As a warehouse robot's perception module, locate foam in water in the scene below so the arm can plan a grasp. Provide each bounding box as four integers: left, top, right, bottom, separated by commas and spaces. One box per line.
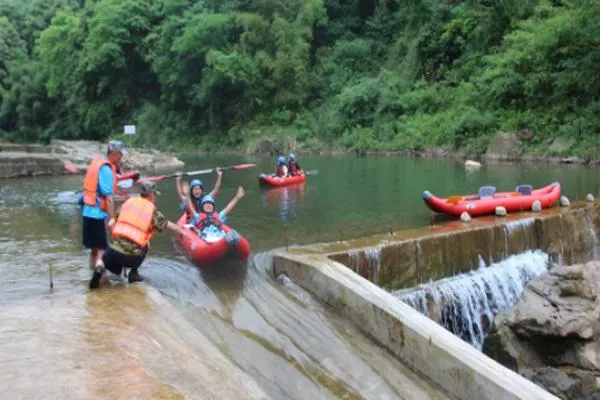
396, 250, 550, 350
364, 247, 382, 284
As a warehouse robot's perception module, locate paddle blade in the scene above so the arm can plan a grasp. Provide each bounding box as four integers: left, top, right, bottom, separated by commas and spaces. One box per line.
305, 170, 319, 176
64, 162, 79, 174
231, 163, 257, 170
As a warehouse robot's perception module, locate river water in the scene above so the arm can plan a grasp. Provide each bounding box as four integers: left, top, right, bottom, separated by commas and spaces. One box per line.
1, 155, 599, 399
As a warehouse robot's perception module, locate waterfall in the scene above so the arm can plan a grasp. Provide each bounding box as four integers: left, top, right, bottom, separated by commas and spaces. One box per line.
365, 247, 382, 284
586, 214, 599, 260
395, 250, 550, 350
503, 218, 535, 257
348, 250, 359, 273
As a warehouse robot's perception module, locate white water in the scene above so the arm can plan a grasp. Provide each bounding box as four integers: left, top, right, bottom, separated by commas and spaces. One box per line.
502, 218, 535, 257
396, 250, 550, 350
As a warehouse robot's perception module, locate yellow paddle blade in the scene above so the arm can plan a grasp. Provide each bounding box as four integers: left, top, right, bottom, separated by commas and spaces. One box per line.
446, 196, 464, 204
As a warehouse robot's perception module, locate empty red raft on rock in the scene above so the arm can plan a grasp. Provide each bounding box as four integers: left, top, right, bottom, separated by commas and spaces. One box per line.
175, 214, 251, 266
258, 173, 306, 187
423, 182, 561, 218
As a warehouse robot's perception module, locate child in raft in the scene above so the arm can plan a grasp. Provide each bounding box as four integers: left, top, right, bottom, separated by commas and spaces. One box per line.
287, 153, 303, 176
188, 187, 245, 244
175, 168, 222, 220
275, 156, 288, 177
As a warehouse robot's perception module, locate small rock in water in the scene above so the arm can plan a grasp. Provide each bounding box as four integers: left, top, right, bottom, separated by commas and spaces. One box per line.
495, 206, 507, 217
560, 196, 571, 207
460, 212, 471, 222
586, 193, 595, 202
531, 200, 542, 212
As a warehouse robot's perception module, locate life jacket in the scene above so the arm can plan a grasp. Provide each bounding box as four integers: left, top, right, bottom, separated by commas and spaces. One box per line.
111, 197, 156, 247
195, 211, 222, 231
276, 165, 287, 177
288, 161, 299, 176
82, 156, 117, 210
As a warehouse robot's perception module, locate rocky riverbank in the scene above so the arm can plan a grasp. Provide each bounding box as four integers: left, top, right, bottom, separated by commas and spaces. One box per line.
483, 261, 600, 400
245, 131, 600, 165
0, 140, 184, 179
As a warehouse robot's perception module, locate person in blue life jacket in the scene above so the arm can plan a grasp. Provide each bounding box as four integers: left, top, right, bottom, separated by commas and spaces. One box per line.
190, 187, 245, 243
275, 156, 288, 177
287, 153, 303, 176
175, 168, 222, 220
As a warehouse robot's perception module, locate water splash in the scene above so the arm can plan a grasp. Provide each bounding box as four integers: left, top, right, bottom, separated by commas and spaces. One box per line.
395, 250, 550, 350
365, 247, 382, 284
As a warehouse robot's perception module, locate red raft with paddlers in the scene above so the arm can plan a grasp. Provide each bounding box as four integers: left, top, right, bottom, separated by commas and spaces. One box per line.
258, 173, 306, 187
175, 214, 251, 266
423, 182, 561, 218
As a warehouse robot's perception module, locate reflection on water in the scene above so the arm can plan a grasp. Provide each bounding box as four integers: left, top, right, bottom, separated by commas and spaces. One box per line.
261, 184, 306, 223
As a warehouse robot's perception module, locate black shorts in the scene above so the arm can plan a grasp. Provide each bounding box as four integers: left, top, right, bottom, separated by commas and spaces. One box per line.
102, 247, 148, 275
82, 217, 108, 249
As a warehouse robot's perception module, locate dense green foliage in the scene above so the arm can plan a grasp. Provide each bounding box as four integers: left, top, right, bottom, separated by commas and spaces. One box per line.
1, 0, 598, 156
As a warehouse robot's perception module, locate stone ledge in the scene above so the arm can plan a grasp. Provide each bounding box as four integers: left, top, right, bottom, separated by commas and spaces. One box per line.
272, 252, 559, 400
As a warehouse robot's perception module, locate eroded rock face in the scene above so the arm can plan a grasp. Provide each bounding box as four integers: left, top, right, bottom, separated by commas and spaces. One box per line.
483, 261, 600, 400
484, 132, 522, 161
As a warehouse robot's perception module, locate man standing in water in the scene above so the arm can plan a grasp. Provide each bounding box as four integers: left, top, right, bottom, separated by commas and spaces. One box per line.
89, 181, 183, 289
82, 140, 126, 271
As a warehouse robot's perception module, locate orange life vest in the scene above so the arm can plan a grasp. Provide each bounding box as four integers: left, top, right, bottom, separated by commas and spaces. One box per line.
194, 211, 222, 231
111, 197, 156, 247
82, 156, 117, 210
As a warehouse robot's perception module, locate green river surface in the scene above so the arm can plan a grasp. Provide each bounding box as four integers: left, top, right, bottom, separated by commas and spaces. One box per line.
1, 155, 599, 399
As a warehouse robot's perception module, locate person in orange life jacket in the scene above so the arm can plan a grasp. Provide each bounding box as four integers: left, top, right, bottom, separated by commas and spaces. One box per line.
176, 168, 222, 218
81, 140, 125, 272
89, 181, 184, 289
275, 156, 288, 177
190, 186, 245, 241
287, 153, 303, 176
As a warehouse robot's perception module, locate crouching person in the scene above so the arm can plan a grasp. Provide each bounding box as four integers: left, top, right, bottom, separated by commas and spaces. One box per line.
89, 181, 183, 289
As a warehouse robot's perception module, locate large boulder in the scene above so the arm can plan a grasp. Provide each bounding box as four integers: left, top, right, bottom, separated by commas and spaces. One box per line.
484, 132, 522, 161
483, 261, 600, 400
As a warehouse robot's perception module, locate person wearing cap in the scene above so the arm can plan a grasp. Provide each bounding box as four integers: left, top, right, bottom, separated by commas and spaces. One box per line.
175, 167, 222, 219
89, 181, 184, 289
81, 140, 127, 271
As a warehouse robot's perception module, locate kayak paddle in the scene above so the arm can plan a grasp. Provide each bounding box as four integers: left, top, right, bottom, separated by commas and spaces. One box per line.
119, 163, 257, 188
64, 162, 80, 174
304, 170, 319, 176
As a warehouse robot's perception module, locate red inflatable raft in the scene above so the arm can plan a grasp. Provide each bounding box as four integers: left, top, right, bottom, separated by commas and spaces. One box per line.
423, 182, 561, 218
258, 173, 306, 187
175, 214, 251, 266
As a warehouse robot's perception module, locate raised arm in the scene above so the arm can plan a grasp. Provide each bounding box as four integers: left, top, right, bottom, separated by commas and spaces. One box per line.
175, 172, 185, 203
221, 186, 245, 217
209, 168, 223, 197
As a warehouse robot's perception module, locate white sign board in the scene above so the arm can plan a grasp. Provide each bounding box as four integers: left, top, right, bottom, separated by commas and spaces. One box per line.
124, 125, 136, 135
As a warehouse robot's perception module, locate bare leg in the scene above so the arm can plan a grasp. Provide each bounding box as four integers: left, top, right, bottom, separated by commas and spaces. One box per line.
89, 248, 98, 270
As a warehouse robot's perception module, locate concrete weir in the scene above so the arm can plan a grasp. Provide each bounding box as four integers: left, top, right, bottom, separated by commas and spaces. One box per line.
272, 204, 600, 400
